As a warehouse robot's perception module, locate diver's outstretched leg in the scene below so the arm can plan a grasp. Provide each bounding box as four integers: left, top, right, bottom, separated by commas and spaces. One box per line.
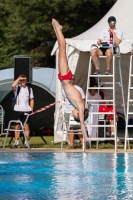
52, 18, 69, 76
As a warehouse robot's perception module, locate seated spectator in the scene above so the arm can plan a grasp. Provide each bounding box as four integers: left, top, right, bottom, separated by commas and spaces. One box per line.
91, 16, 123, 75
99, 96, 123, 147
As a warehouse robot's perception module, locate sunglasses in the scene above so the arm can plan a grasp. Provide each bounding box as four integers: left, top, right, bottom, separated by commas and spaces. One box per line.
108, 21, 115, 24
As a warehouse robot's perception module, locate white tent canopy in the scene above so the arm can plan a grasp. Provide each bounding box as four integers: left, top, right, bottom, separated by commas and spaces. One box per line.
52, 0, 133, 143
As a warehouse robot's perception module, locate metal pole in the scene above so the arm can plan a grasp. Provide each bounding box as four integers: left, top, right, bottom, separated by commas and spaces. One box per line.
113, 56, 117, 152
124, 55, 132, 151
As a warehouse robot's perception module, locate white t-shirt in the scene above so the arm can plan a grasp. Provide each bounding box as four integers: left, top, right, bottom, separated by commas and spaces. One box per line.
62, 85, 85, 113
88, 93, 102, 105
14, 85, 34, 112
99, 29, 123, 47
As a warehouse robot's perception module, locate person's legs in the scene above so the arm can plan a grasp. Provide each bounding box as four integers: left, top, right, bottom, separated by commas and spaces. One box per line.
22, 113, 31, 147
105, 48, 112, 73
110, 120, 115, 136
14, 125, 20, 139
52, 19, 69, 76
11, 111, 22, 148
78, 133, 83, 144
24, 123, 30, 147
110, 116, 118, 134
10, 124, 20, 148
68, 132, 75, 147
17, 112, 30, 147
66, 132, 82, 149
24, 123, 30, 138
91, 48, 103, 73
14, 124, 20, 145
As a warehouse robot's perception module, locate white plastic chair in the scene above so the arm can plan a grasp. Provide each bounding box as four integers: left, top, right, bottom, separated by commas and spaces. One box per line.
2, 115, 30, 149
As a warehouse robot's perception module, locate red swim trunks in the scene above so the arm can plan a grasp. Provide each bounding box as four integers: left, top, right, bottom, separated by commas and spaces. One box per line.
58, 70, 73, 81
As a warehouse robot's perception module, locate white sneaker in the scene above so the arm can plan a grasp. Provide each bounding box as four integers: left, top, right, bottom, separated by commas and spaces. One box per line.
10, 143, 20, 149
24, 144, 28, 148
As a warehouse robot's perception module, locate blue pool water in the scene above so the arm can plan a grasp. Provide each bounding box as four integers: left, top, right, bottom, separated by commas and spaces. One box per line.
0, 153, 133, 200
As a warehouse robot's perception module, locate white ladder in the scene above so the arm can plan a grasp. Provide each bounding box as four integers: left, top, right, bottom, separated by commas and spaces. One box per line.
124, 44, 133, 151
86, 45, 126, 152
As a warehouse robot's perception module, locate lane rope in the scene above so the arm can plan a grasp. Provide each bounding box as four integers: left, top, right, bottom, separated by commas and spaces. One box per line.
24, 101, 60, 116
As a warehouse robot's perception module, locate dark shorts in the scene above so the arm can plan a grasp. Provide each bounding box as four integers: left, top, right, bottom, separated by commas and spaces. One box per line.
99, 48, 109, 56
13, 111, 32, 124
99, 47, 116, 56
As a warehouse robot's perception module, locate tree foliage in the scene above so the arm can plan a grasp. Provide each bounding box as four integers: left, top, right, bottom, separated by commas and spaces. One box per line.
0, 0, 116, 69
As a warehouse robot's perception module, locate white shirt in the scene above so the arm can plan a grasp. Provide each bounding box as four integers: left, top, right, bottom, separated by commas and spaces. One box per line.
62, 85, 85, 113
88, 93, 102, 105
99, 29, 123, 47
14, 85, 34, 112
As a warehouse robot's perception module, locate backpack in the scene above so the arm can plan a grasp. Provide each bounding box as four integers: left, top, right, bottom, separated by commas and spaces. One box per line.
12, 85, 31, 109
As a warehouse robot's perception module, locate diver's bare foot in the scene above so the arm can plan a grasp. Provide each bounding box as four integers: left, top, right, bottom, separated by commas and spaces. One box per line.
52, 19, 62, 33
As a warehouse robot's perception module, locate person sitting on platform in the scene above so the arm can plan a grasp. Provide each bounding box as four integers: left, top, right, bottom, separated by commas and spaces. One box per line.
91, 16, 123, 75
99, 96, 123, 147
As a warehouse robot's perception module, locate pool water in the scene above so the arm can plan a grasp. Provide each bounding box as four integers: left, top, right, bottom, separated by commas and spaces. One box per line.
0, 152, 133, 200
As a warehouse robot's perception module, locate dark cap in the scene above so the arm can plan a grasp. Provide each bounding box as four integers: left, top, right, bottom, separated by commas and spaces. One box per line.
108, 16, 116, 23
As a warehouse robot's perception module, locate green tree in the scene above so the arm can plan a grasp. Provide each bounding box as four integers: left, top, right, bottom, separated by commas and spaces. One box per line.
0, 0, 116, 69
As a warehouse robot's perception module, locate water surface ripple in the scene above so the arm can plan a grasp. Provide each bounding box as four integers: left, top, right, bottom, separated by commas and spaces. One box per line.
0, 152, 133, 200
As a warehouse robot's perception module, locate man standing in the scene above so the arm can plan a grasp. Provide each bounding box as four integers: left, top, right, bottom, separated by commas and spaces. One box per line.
62, 75, 85, 149
91, 16, 123, 75
11, 74, 34, 148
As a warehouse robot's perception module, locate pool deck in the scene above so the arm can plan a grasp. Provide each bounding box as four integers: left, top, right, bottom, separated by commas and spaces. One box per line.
0, 147, 133, 153
0, 129, 133, 153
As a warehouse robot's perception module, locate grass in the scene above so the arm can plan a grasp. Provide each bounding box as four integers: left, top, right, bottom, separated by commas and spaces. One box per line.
0, 135, 132, 149
0, 136, 59, 148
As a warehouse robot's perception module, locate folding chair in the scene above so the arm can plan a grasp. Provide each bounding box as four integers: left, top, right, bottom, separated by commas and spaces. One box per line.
3, 115, 30, 149
61, 114, 89, 151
